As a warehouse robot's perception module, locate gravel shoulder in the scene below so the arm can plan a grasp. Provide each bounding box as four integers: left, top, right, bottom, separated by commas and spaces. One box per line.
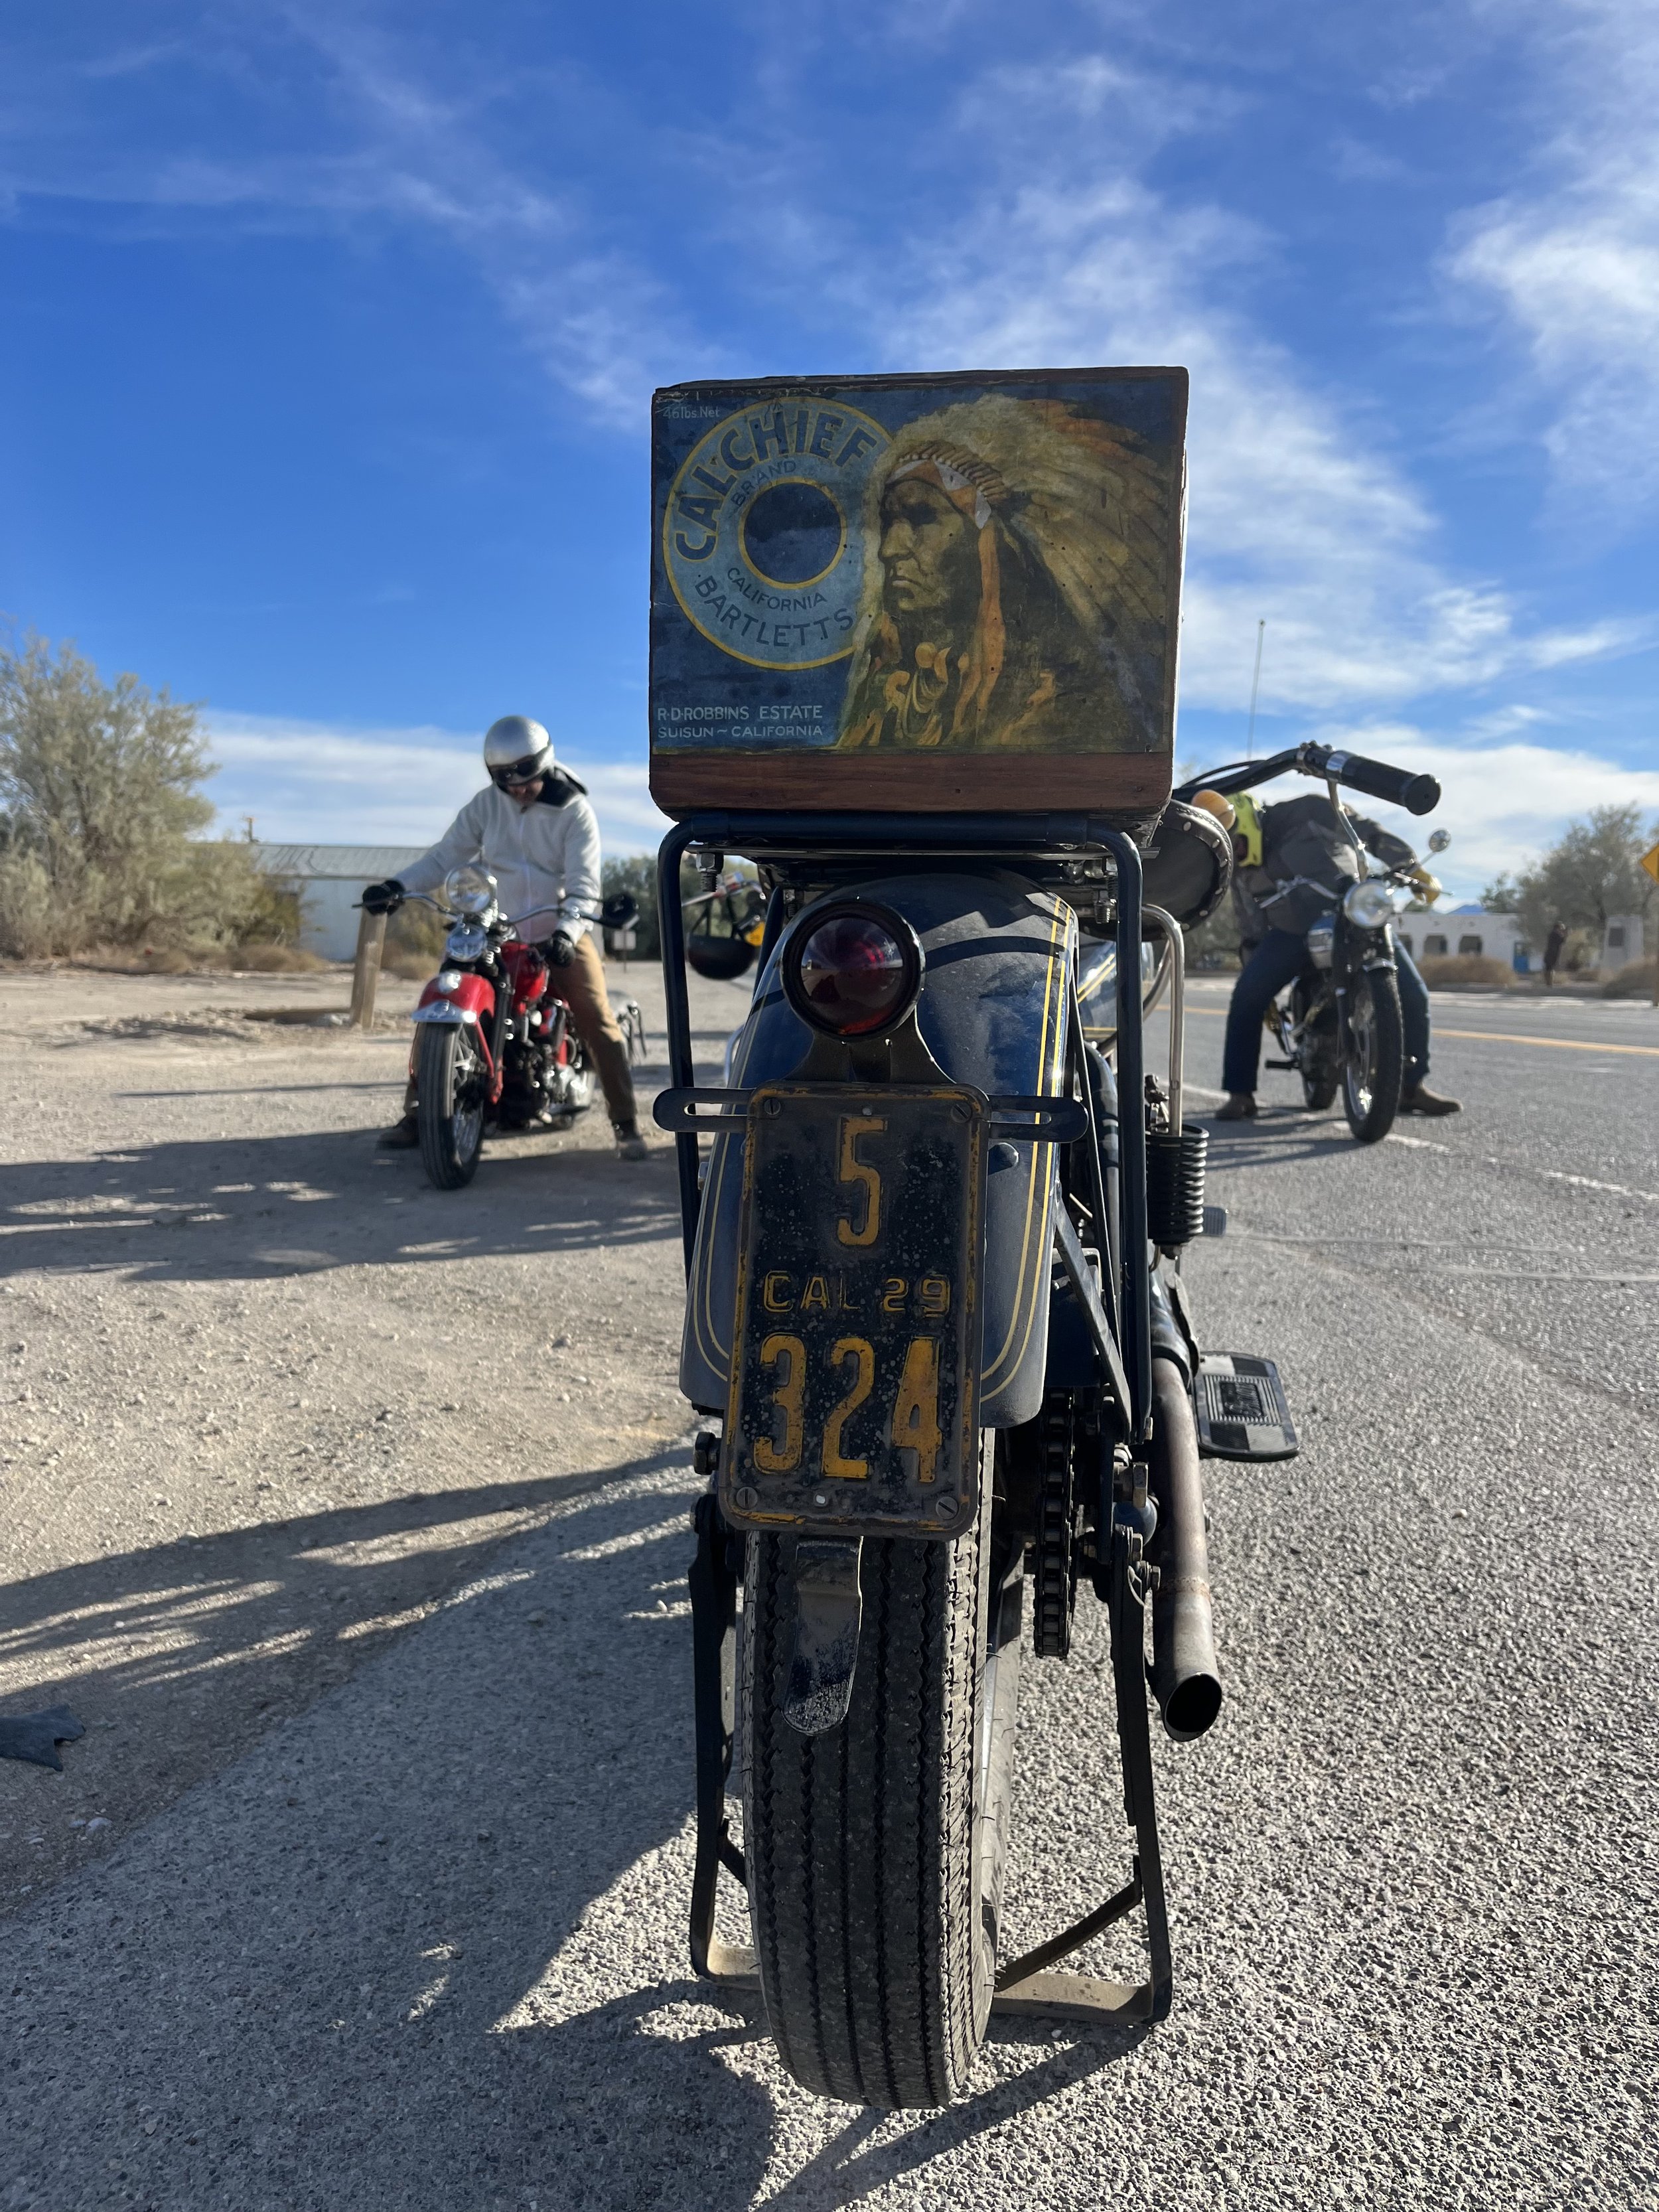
0, 955, 751, 1913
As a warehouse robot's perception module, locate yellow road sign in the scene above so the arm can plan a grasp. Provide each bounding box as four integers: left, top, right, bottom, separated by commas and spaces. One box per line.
1641, 839, 1659, 887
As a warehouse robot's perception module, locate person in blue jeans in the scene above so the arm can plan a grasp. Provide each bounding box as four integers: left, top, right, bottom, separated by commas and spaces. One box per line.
1216, 792, 1461, 1121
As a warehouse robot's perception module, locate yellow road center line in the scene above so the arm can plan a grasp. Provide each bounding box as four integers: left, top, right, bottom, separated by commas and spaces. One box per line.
1432, 1027, 1659, 1057
1180, 1005, 1659, 1057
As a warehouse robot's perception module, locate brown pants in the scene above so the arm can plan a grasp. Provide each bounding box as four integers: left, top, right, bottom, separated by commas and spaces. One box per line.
403, 932, 638, 1132
555, 930, 638, 1132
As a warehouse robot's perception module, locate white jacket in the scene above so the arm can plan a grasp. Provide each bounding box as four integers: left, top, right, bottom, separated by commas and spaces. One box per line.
399, 774, 602, 942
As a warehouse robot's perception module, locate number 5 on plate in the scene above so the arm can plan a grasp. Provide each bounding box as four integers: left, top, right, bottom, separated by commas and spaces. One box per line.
835, 1114, 885, 1248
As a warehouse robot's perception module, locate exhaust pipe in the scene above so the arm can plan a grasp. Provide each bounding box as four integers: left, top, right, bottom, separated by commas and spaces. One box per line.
1149, 1358, 1222, 1742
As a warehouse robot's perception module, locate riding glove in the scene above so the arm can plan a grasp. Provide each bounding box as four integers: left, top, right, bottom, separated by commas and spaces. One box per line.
544, 930, 576, 968
362, 879, 405, 915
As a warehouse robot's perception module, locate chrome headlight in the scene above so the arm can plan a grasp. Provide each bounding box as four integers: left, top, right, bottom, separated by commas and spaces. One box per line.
1342, 879, 1397, 931
445, 865, 497, 917
445, 921, 488, 962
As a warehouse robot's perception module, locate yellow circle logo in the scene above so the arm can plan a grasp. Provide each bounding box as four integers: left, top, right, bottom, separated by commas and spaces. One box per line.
663, 396, 889, 669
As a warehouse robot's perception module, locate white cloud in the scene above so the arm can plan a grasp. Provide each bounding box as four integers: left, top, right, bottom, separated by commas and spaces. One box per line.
1449, 1, 1659, 506
867, 171, 1642, 715
206, 713, 670, 855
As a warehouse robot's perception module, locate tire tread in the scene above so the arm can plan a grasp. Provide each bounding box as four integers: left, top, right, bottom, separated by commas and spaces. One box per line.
743, 1511, 987, 2107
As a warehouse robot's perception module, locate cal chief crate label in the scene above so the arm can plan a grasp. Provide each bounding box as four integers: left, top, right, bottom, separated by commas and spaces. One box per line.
727, 1088, 984, 1534
649, 367, 1187, 812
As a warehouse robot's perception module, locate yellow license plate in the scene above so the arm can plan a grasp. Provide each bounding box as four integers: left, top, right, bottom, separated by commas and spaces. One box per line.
722, 1084, 985, 1538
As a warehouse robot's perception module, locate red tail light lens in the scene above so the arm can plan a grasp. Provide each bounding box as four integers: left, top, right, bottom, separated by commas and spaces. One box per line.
785, 905, 922, 1037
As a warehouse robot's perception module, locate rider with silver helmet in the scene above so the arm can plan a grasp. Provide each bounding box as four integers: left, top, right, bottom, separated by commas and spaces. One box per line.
364, 717, 646, 1159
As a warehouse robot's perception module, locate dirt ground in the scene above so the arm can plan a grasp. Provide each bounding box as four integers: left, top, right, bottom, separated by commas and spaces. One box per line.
0, 952, 753, 1911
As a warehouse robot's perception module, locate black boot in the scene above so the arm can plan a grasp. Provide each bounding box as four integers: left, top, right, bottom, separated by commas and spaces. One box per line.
1400, 1082, 1461, 1117
377, 1114, 419, 1149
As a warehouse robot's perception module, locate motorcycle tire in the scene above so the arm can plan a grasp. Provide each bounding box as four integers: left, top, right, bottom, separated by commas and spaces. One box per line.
1342, 968, 1405, 1143
742, 1466, 1018, 2108
415, 1022, 487, 1189
1301, 1067, 1338, 1112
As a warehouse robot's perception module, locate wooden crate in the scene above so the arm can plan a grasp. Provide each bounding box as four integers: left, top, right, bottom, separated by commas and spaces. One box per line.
650, 366, 1187, 823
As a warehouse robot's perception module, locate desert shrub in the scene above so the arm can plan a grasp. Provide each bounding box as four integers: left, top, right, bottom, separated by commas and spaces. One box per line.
1417, 954, 1514, 990
0, 850, 57, 959
0, 631, 298, 960
151, 840, 302, 954
1601, 958, 1658, 999
0, 631, 212, 950
382, 897, 449, 978
232, 871, 305, 948
234, 942, 329, 973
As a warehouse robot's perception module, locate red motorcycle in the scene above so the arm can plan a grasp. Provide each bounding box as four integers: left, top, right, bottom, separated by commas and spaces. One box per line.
399, 866, 644, 1188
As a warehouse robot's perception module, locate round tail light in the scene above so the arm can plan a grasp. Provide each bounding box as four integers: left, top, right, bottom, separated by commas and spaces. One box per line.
783, 903, 923, 1037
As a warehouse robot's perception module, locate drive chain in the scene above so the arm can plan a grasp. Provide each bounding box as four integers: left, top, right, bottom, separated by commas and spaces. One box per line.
1032, 1393, 1080, 1659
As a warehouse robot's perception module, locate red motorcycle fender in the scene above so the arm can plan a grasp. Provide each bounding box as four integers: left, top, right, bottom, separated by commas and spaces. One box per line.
411, 974, 498, 1086
415, 972, 495, 1021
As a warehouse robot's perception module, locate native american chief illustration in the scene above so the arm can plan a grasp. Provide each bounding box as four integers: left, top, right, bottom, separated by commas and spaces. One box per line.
835, 394, 1175, 756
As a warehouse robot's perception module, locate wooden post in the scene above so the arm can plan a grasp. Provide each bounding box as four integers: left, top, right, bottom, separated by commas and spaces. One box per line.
349, 909, 386, 1029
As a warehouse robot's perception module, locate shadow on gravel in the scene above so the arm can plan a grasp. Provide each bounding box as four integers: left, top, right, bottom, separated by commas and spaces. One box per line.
0, 1451, 681, 1910
5, 1447, 1157, 2210
752, 2021, 1150, 2211
0, 1124, 682, 1285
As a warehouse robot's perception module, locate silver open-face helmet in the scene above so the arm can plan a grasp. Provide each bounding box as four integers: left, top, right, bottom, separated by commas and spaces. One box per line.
482, 715, 553, 790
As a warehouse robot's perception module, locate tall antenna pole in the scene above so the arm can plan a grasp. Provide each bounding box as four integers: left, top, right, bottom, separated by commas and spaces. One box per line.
1246, 619, 1265, 759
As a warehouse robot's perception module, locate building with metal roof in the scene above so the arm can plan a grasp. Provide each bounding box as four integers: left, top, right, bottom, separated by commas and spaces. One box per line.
254, 844, 426, 962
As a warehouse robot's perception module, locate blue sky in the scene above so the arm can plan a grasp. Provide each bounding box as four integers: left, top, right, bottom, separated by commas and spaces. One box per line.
2, 0, 1656, 897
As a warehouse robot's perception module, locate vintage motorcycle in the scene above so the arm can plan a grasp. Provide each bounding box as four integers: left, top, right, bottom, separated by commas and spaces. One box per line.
396, 865, 646, 1189
1175, 743, 1446, 1143
652, 785, 1311, 2108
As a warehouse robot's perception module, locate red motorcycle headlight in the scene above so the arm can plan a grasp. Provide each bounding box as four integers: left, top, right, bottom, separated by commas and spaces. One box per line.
784, 904, 923, 1037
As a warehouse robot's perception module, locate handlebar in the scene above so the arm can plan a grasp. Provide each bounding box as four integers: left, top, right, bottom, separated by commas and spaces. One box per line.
1309, 745, 1441, 816
1173, 741, 1441, 816
354, 891, 604, 933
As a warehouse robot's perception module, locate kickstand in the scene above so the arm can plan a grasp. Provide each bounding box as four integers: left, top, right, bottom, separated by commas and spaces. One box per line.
687, 1497, 1171, 2021
687, 1493, 758, 1986
991, 1520, 1172, 2024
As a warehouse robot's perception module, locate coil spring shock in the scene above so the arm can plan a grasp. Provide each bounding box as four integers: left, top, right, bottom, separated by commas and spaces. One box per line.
1146, 1125, 1208, 1248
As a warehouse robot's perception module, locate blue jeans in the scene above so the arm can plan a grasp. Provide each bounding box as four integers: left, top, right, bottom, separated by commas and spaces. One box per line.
1222, 929, 1431, 1095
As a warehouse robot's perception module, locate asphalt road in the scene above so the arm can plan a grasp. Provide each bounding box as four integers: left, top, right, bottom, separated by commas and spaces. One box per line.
3, 970, 1655, 2209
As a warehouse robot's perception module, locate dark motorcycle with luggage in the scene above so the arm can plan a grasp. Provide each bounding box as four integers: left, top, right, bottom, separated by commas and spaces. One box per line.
1175, 743, 1447, 1142
649, 364, 1306, 2106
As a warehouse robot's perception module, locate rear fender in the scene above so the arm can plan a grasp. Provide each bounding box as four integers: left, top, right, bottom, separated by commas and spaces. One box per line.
680, 868, 1074, 1427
